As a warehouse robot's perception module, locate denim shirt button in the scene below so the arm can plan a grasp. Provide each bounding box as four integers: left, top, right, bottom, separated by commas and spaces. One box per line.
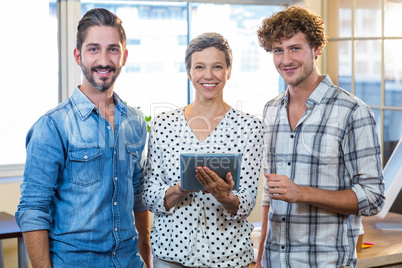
107, 126, 111, 130
114, 177, 118, 181
84, 155, 88, 160
115, 228, 117, 232
114, 202, 117, 206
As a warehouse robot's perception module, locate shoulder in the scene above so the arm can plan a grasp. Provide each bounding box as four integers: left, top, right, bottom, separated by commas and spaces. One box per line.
153, 108, 182, 124
320, 85, 378, 136
26, 98, 74, 144
32, 97, 73, 128
126, 105, 144, 116
263, 92, 285, 111
126, 105, 146, 123
327, 85, 375, 118
229, 108, 263, 130
320, 75, 371, 113
262, 92, 285, 122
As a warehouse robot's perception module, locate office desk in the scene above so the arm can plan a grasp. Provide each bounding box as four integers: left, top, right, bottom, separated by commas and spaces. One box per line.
357, 212, 402, 268
0, 212, 28, 268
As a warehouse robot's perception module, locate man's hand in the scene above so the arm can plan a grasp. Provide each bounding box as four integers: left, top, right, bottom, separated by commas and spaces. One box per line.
266, 173, 303, 203
266, 173, 359, 215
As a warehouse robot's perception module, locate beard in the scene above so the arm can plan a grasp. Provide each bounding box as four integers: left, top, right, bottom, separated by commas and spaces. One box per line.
281, 63, 314, 87
81, 64, 122, 91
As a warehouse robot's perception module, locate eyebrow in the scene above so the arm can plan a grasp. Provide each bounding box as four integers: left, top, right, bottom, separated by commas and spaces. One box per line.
272, 44, 302, 50
193, 61, 225, 65
85, 43, 121, 48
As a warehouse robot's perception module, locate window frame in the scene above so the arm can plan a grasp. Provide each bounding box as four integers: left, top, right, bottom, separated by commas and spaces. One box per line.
321, 0, 402, 166
0, 0, 301, 178
4, 0, 401, 177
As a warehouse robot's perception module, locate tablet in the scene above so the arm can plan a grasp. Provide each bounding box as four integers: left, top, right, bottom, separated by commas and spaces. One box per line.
180, 153, 242, 191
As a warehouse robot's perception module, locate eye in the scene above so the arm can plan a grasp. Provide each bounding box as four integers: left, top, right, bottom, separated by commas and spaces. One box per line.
273, 49, 283, 54
195, 65, 204, 69
214, 65, 223, 69
89, 47, 98, 52
109, 47, 119, 53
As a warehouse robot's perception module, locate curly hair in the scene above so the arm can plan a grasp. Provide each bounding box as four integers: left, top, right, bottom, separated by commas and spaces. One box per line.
257, 6, 327, 55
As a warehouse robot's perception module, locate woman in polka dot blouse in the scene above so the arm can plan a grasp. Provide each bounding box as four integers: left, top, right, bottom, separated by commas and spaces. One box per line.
143, 32, 264, 268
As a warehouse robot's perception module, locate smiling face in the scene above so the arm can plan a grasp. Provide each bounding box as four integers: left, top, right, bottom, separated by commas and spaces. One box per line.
272, 32, 320, 88
74, 25, 128, 92
187, 47, 231, 102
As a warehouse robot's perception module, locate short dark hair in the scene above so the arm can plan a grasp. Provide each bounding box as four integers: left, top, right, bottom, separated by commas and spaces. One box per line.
185, 32, 233, 74
76, 8, 126, 51
257, 6, 327, 55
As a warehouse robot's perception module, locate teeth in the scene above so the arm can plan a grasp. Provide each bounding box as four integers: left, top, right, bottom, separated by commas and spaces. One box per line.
97, 70, 110, 74
203, 84, 215, 87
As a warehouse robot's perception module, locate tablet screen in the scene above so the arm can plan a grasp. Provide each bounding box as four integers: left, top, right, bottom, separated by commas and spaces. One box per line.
180, 153, 241, 191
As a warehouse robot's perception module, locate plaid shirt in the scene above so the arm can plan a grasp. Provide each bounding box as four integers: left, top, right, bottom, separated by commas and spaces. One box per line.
261, 75, 385, 268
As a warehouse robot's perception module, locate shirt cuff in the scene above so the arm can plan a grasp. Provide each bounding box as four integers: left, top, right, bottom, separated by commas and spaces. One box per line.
153, 186, 176, 216
222, 192, 249, 221
134, 192, 148, 213
15, 210, 52, 233
352, 184, 373, 216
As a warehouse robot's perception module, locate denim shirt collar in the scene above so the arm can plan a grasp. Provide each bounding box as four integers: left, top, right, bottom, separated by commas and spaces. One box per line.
70, 87, 127, 120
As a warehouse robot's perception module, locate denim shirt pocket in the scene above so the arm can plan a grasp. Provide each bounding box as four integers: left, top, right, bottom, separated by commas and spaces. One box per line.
69, 147, 103, 186
126, 144, 141, 180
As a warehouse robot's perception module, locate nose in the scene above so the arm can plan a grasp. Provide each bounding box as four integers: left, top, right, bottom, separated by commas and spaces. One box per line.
97, 50, 110, 66
282, 50, 293, 65
203, 67, 213, 79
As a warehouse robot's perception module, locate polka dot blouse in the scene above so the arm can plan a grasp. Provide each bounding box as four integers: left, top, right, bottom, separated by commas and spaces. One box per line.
143, 107, 264, 267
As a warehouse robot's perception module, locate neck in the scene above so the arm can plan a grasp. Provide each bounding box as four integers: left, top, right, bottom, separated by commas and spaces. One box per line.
79, 84, 116, 132
288, 73, 323, 105
79, 83, 115, 110
186, 98, 230, 118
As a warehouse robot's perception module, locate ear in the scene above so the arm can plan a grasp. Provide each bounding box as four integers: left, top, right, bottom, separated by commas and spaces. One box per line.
74, 48, 81, 66
122, 49, 128, 66
227, 67, 232, 80
187, 72, 192, 81
313, 46, 320, 59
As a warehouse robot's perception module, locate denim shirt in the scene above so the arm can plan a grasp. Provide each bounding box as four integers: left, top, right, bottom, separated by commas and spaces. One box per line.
16, 88, 147, 268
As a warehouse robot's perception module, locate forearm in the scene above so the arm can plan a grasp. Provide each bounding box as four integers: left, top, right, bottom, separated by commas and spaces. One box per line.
301, 187, 358, 215
134, 210, 151, 267
22, 230, 52, 268
164, 184, 187, 211
255, 206, 269, 267
218, 193, 239, 215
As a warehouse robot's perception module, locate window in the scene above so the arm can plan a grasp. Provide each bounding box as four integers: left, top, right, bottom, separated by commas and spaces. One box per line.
81, 1, 282, 122
0, 0, 58, 177
325, 0, 402, 165
1, 0, 288, 178
189, 3, 281, 117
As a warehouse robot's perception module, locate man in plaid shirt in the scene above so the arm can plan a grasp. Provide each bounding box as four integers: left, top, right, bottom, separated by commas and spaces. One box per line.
255, 6, 385, 268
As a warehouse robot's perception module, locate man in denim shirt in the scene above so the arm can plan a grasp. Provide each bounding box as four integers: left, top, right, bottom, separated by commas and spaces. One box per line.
15, 8, 150, 268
